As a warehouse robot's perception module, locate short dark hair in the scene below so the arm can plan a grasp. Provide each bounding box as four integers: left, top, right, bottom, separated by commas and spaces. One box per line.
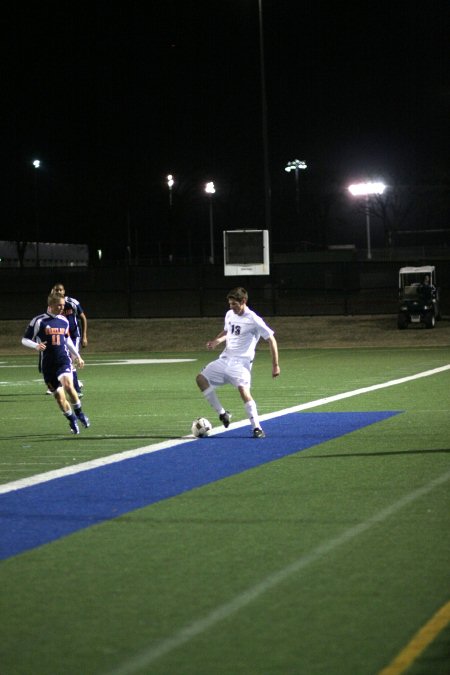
52, 282, 65, 292
227, 287, 248, 303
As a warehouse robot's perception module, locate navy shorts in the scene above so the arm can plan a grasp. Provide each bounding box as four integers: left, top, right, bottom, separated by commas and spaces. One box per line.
43, 362, 73, 392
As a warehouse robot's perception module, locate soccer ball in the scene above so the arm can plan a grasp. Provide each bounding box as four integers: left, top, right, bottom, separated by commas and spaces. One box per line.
191, 417, 212, 438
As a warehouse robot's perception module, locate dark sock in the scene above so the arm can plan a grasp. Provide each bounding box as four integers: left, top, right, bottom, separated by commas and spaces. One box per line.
73, 371, 81, 393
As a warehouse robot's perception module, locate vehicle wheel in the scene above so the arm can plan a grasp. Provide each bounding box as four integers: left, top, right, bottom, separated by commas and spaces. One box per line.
397, 314, 408, 330
424, 312, 435, 329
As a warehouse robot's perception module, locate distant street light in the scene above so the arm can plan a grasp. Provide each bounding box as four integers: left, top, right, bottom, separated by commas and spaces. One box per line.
205, 181, 216, 264
285, 159, 307, 215
348, 182, 386, 260
32, 159, 41, 267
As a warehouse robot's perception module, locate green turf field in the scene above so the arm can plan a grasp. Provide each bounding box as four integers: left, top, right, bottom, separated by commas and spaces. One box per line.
1, 346, 449, 675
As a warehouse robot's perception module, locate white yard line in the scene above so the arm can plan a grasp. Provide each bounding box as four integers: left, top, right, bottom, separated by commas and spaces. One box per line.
103, 469, 450, 675
0, 364, 448, 496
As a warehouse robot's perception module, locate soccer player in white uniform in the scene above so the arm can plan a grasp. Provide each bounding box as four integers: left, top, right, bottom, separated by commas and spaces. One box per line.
196, 287, 280, 438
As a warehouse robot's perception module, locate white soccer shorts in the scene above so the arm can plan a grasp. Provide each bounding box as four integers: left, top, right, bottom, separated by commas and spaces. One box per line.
201, 356, 252, 388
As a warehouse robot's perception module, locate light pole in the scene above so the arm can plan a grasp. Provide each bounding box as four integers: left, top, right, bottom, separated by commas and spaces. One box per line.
32, 159, 41, 267
285, 159, 307, 215
348, 182, 386, 260
167, 174, 175, 262
167, 174, 174, 208
258, 0, 271, 237
205, 181, 216, 264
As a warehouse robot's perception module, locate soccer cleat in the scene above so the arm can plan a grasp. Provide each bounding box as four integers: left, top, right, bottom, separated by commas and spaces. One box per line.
252, 428, 265, 439
69, 417, 80, 435
46, 389, 53, 396
219, 410, 232, 428
76, 412, 90, 428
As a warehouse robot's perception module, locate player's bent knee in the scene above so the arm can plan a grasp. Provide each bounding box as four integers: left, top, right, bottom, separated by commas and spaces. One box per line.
196, 373, 208, 389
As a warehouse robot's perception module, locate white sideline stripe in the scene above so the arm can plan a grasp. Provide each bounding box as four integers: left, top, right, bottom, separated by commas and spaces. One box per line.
259, 363, 450, 422
0, 358, 196, 369
0, 363, 449, 496
103, 469, 450, 675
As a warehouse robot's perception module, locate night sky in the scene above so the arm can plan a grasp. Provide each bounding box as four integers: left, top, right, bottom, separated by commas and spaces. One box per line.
5, 0, 450, 260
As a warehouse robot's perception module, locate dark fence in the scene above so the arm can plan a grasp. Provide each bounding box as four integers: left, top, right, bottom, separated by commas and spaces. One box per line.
1, 257, 449, 320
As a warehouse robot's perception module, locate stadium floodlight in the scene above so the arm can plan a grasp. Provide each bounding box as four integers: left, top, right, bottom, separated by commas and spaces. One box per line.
348, 182, 386, 260
348, 182, 386, 196
32, 159, 41, 169
285, 159, 307, 215
284, 159, 307, 173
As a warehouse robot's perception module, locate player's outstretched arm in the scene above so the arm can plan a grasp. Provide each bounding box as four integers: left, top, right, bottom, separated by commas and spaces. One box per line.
268, 335, 280, 378
206, 330, 227, 350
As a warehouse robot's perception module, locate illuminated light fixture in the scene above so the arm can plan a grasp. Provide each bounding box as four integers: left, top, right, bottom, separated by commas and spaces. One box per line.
348, 182, 386, 196
205, 181, 215, 195
32, 159, 41, 168
284, 159, 307, 173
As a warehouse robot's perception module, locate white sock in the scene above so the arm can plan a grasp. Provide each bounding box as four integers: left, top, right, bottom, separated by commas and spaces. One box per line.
245, 400, 260, 429
202, 386, 224, 414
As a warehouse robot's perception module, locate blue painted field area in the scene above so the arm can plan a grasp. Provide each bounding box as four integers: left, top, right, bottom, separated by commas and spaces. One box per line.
1, 411, 400, 560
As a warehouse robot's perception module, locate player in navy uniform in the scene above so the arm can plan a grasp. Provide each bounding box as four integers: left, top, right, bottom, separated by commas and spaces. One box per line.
196, 287, 280, 438
22, 293, 90, 435
51, 283, 88, 395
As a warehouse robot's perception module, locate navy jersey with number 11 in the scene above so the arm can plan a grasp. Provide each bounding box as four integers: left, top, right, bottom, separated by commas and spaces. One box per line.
23, 313, 73, 371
